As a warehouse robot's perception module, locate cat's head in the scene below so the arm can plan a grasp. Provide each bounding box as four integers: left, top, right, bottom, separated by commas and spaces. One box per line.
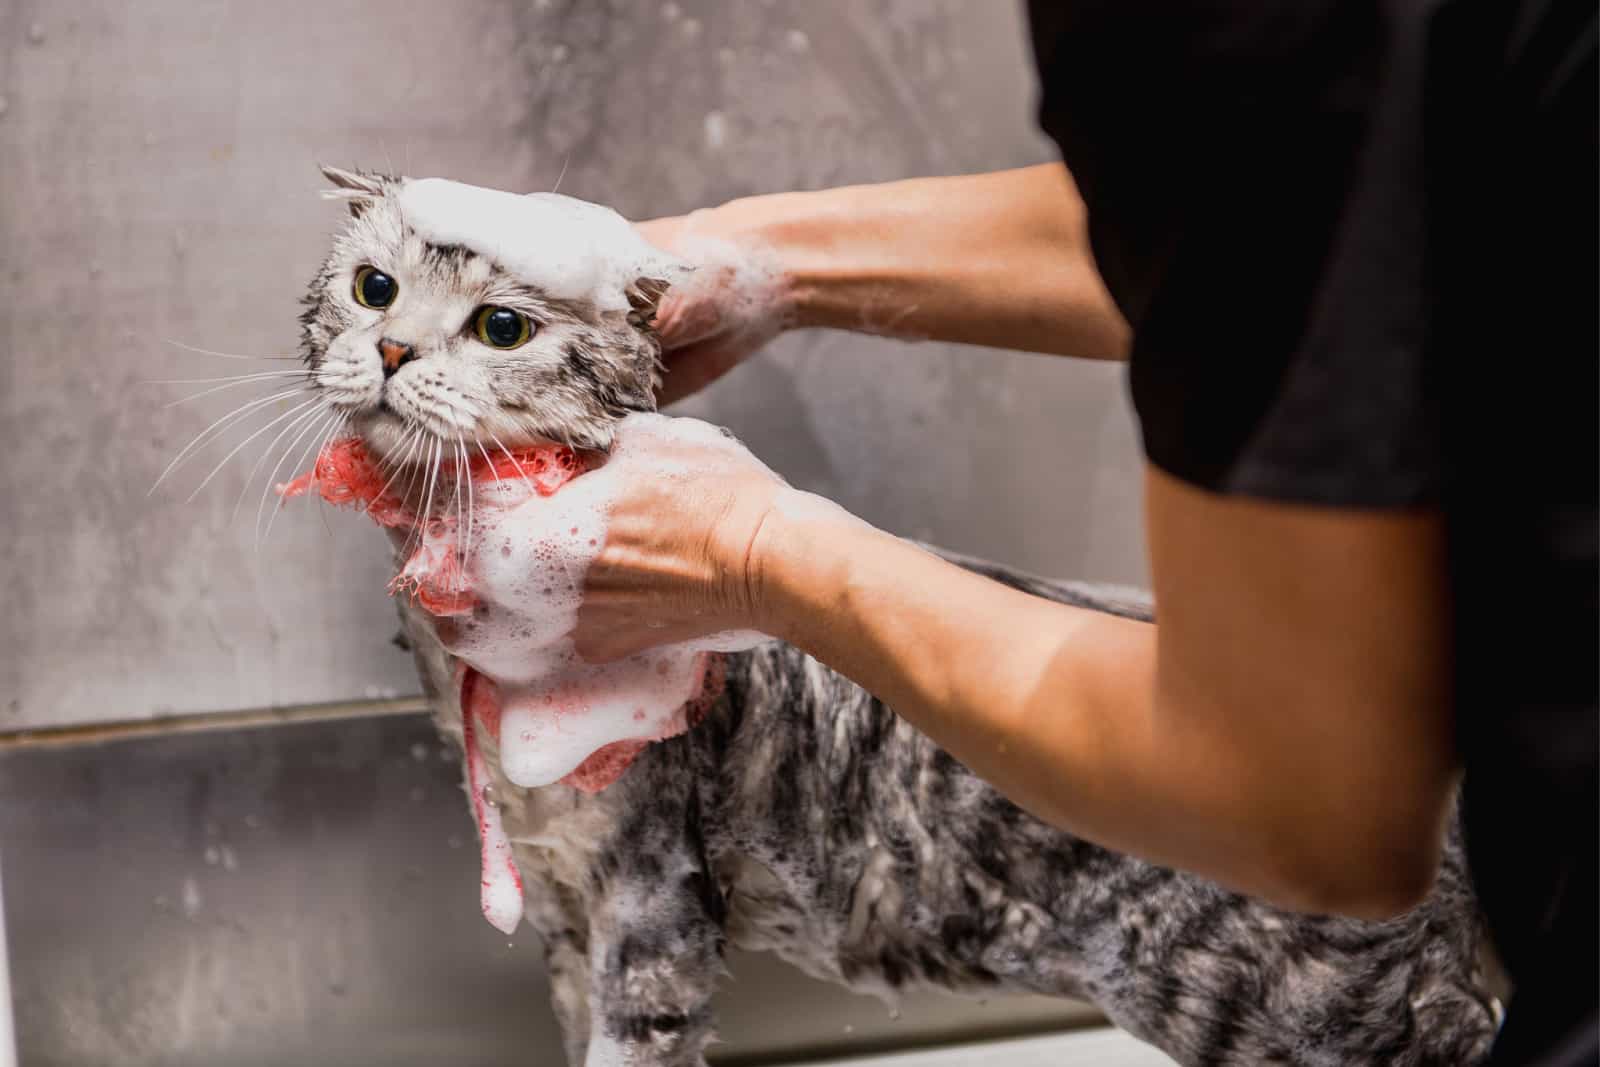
301, 166, 684, 458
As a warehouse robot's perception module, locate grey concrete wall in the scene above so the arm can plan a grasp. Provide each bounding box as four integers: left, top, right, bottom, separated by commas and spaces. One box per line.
0, 0, 1144, 730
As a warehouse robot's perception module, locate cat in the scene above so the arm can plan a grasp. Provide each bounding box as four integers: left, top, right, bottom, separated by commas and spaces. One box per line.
297, 166, 1500, 1067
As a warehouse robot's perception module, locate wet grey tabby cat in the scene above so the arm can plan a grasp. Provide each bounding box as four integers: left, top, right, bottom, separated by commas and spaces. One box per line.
300, 168, 1500, 1066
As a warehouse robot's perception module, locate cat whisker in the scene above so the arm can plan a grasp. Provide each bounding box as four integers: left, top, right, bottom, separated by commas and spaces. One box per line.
150, 386, 314, 495
162, 338, 300, 362
312, 414, 349, 538
486, 430, 530, 482
261, 409, 345, 550
149, 369, 311, 386
372, 427, 423, 506
474, 439, 504, 488
250, 398, 344, 544
231, 398, 332, 524
411, 438, 443, 564
456, 435, 474, 563
395, 432, 433, 535
160, 370, 317, 408
398, 438, 432, 565
447, 439, 461, 562
186, 395, 327, 503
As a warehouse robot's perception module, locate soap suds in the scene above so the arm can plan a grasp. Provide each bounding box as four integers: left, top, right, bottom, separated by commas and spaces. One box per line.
397, 179, 686, 313
281, 427, 767, 931
462, 667, 523, 935
646, 228, 794, 364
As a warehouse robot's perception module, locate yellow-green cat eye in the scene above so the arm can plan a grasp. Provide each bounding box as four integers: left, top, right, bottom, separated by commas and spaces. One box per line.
474, 306, 533, 350
352, 265, 397, 309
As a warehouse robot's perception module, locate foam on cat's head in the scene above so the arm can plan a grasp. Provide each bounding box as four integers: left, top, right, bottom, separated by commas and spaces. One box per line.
396, 178, 688, 315
303, 167, 686, 455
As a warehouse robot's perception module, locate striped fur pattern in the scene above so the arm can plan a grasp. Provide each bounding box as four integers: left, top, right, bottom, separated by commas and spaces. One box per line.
302, 171, 1500, 1066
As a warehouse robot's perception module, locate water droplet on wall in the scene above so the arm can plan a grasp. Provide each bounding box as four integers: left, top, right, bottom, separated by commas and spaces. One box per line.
181, 877, 203, 918
703, 111, 727, 150
26, 22, 45, 45
785, 29, 810, 53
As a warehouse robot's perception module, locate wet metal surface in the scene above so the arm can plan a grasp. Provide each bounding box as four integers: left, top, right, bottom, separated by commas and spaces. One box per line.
1, 0, 1145, 732
1, 3, 1136, 1057
0, 713, 1093, 1067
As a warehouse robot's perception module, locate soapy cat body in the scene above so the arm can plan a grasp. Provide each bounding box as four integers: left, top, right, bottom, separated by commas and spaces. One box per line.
291, 169, 1500, 1067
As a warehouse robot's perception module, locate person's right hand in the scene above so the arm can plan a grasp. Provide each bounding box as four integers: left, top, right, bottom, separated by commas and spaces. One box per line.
636, 200, 798, 405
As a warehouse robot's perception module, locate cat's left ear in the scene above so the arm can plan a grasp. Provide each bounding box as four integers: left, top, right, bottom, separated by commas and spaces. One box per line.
624, 262, 691, 334
625, 275, 673, 333
318, 165, 392, 218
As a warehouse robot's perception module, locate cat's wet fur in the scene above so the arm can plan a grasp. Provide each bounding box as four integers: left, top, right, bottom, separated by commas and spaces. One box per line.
304, 168, 1500, 1067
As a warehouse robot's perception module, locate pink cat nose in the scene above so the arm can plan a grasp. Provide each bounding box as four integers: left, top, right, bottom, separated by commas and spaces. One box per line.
378, 338, 415, 377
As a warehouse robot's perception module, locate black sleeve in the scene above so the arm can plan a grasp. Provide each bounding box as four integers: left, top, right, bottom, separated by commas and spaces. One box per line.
1029, 5, 1599, 1063
1028, 0, 1440, 506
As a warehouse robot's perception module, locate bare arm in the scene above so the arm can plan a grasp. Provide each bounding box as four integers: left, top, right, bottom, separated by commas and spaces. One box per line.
744, 467, 1457, 918
640, 165, 1130, 402
594, 167, 1457, 917
571, 414, 1458, 919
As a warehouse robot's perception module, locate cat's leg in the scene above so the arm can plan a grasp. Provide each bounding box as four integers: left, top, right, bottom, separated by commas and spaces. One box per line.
522, 885, 594, 1067
579, 790, 727, 1067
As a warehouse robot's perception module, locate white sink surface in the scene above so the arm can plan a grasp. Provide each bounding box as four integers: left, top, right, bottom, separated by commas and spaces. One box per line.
806, 1029, 1176, 1067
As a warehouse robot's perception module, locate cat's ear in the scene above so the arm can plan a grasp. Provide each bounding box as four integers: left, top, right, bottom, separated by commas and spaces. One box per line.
318, 165, 392, 218
625, 276, 672, 332
624, 266, 690, 333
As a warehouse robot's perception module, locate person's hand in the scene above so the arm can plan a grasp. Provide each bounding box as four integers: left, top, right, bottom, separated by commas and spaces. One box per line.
554, 412, 800, 660
636, 200, 799, 404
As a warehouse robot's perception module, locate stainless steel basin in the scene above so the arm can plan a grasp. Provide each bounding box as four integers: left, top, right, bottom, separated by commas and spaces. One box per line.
0, 710, 1096, 1066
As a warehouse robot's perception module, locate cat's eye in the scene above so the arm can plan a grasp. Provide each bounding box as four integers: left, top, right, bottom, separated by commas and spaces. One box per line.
474, 306, 533, 350
353, 266, 397, 309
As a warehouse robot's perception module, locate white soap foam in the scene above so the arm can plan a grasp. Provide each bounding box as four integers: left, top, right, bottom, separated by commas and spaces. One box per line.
441, 414, 772, 788
397, 178, 686, 313
463, 697, 523, 934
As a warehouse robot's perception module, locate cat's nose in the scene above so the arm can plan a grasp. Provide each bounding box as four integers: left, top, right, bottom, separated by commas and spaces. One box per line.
378, 338, 416, 377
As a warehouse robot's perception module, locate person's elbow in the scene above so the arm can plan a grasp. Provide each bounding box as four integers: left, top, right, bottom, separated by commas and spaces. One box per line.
1260, 789, 1453, 921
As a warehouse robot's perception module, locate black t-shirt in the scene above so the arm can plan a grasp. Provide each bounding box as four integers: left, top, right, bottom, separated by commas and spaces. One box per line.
1027, 2, 1597, 1063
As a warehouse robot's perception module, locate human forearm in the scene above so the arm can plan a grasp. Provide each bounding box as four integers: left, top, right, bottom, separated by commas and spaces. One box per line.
567, 415, 1456, 919
676, 165, 1130, 359
751, 487, 1450, 918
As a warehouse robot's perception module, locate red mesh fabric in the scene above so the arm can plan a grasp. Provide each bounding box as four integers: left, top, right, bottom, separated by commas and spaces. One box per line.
280, 436, 725, 797
278, 437, 584, 617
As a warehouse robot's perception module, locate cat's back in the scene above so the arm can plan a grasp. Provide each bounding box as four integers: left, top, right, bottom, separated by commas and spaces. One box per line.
693, 561, 1499, 1065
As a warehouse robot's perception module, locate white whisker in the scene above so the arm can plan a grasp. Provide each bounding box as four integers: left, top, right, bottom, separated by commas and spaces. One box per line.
148, 370, 310, 386
486, 430, 529, 481
262, 410, 345, 549
372, 428, 422, 505
231, 399, 330, 523
474, 439, 503, 487
161, 371, 315, 408
150, 386, 312, 495
311, 414, 349, 537
417, 438, 442, 558
250, 400, 340, 541
186, 395, 325, 503
403, 435, 441, 563
396, 432, 431, 521
162, 338, 299, 362
456, 435, 473, 564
